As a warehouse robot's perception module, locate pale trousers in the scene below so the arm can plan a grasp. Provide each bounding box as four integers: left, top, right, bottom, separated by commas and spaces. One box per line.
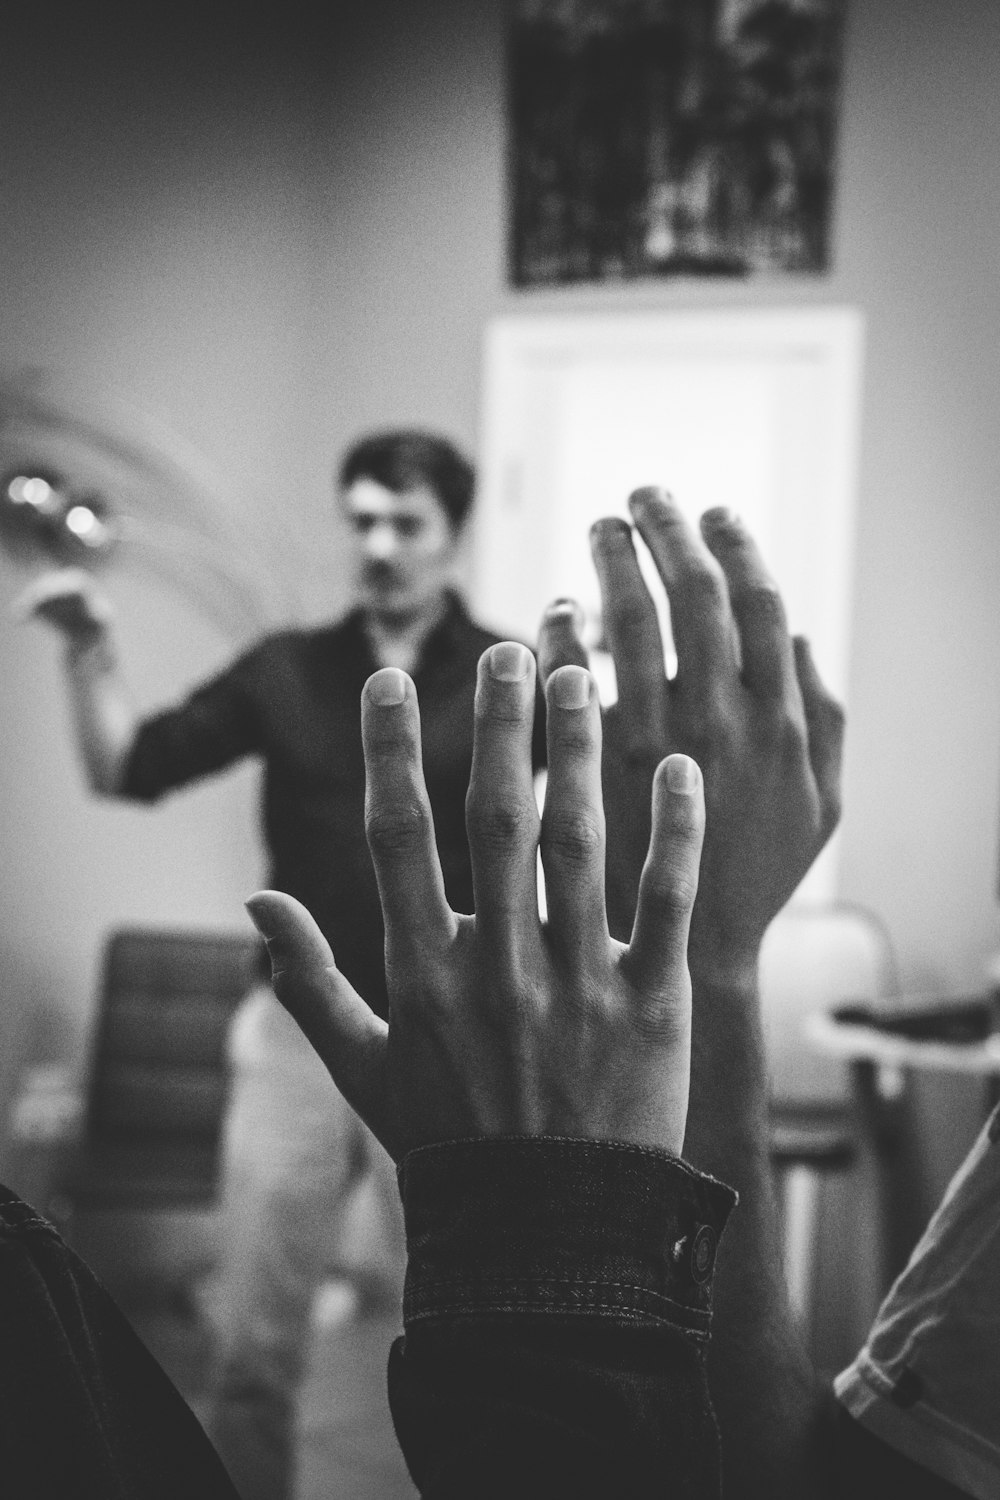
204, 985, 406, 1500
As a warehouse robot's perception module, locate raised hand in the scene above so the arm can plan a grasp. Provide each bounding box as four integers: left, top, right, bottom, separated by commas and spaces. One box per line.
539, 491, 843, 986
245, 642, 705, 1162
15, 568, 113, 643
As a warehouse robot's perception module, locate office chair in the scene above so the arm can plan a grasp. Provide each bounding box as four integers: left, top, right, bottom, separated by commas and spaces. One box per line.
49, 926, 259, 1234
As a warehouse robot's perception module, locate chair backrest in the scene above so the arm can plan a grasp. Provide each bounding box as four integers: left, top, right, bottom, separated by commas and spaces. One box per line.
760, 902, 899, 1111
85, 927, 259, 1150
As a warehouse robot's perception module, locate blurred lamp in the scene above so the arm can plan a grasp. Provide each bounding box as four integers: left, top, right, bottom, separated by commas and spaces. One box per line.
1, 469, 119, 568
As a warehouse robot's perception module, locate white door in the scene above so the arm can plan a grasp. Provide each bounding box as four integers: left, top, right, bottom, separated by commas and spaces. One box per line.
472, 306, 865, 899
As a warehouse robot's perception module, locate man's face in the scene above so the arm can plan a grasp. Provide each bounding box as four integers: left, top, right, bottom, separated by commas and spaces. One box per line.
343, 477, 458, 620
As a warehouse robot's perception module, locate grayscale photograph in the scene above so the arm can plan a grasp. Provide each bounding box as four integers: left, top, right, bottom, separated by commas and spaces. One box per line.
0, 3, 998, 1498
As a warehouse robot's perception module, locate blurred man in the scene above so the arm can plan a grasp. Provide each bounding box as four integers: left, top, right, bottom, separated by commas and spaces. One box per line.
27, 428, 544, 1500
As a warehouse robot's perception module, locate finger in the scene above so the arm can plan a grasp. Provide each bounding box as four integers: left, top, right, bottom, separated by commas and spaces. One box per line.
466, 642, 541, 944
700, 508, 798, 706
589, 517, 665, 743
793, 637, 845, 839
362, 669, 455, 955
627, 489, 735, 699
624, 754, 705, 1000
537, 598, 588, 688
246, 890, 388, 1141
540, 665, 607, 959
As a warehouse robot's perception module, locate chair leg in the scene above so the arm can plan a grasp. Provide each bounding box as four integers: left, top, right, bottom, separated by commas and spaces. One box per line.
781, 1164, 823, 1338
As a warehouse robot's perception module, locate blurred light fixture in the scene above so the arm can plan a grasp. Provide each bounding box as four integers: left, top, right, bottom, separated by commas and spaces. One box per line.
0, 468, 119, 567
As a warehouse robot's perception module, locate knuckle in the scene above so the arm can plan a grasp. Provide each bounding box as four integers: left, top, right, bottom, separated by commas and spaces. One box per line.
606, 589, 652, 635
479, 696, 531, 724
680, 700, 730, 764
748, 705, 804, 757
820, 786, 843, 836
366, 721, 415, 760
741, 583, 787, 628
543, 807, 604, 865
824, 697, 847, 733
645, 863, 699, 919
466, 796, 533, 853
365, 800, 430, 856
679, 565, 726, 616
549, 717, 596, 756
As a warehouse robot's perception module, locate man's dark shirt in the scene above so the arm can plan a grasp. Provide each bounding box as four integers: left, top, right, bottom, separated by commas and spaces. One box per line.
121, 593, 545, 1017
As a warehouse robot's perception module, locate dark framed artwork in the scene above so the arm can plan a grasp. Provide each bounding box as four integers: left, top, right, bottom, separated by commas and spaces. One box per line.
509, 0, 847, 286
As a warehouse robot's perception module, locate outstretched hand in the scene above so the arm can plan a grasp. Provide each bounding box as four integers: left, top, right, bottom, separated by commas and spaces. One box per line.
14, 568, 113, 643
538, 492, 844, 986
246, 642, 705, 1162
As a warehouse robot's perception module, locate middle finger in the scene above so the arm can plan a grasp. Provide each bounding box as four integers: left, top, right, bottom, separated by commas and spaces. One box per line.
540, 664, 607, 963
465, 643, 542, 950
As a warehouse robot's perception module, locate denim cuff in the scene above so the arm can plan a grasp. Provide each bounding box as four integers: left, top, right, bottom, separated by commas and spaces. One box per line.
398, 1136, 737, 1342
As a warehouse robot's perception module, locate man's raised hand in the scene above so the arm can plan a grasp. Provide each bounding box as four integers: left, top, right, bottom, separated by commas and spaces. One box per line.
15, 568, 113, 642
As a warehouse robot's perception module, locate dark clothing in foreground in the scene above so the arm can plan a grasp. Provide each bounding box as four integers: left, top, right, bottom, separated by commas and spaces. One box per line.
0, 1183, 239, 1500
121, 594, 544, 1018
0, 1153, 965, 1498
0, 1141, 733, 1498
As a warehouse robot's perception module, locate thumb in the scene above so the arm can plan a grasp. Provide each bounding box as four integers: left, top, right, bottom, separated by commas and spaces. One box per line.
245, 889, 388, 1143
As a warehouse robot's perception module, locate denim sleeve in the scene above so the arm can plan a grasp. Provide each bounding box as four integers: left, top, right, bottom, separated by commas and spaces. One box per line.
388, 1136, 737, 1499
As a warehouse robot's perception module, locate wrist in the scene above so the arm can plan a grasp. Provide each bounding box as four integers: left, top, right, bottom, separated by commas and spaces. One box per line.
398, 1137, 736, 1337
64, 625, 113, 666
688, 942, 760, 997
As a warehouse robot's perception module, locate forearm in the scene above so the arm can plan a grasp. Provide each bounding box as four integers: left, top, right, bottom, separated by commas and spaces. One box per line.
63, 632, 137, 796
682, 968, 832, 1500
389, 1138, 735, 1499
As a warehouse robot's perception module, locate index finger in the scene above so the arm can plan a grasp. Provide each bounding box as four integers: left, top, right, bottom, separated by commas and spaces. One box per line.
589, 517, 666, 746
362, 669, 455, 954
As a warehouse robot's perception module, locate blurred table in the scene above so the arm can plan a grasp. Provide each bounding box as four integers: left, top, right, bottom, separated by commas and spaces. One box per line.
806, 1006, 1000, 1289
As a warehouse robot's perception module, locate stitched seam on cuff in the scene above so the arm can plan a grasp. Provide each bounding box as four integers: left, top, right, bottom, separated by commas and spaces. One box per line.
405, 1299, 711, 1341
405, 1276, 712, 1331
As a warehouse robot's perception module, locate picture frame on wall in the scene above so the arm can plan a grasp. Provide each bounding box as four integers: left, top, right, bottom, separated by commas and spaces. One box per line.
509, 0, 847, 286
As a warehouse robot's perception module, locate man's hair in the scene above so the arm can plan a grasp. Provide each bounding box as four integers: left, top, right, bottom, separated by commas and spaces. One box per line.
337, 429, 476, 532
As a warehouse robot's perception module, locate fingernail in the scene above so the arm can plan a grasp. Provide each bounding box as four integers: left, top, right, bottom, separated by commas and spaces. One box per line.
244, 895, 273, 941
589, 516, 631, 544
367, 668, 407, 705
551, 665, 590, 709
490, 642, 530, 681
702, 506, 737, 529
628, 486, 670, 512
544, 597, 585, 632
665, 755, 699, 795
